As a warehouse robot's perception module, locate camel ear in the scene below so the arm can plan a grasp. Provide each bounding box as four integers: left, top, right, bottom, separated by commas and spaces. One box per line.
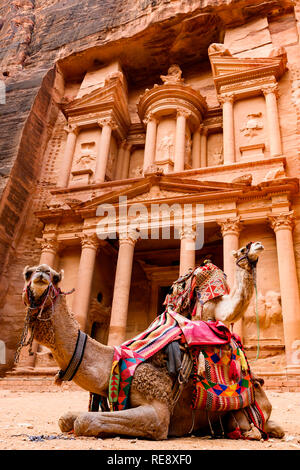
52, 269, 64, 284
23, 266, 35, 281
232, 250, 238, 259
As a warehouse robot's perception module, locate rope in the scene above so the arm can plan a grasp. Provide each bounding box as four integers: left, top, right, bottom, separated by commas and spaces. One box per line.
249, 264, 260, 362
14, 284, 75, 364
253, 280, 260, 361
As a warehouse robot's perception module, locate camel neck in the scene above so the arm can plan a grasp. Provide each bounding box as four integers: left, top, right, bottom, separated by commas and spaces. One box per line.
32, 294, 114, 394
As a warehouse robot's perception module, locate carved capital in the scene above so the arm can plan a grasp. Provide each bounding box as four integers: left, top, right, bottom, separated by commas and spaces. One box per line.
177, 109, 191, 119
261, 83, 279, 97
37, 237, 59, 255
79, 233, 100, 250
97, 117, 118, 130
143, 112, 157, 126
199, 124, 208, 136
268, 211, 295, 232
179, 225, 197, 241
218, 93, 235, 105
218, 216, 243, 236
63, 124, 78, 135
118, 228, 139, 245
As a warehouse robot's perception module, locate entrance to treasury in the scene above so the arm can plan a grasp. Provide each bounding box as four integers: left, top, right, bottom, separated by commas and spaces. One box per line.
130, 230, 223, 324
157, 285, 171, 315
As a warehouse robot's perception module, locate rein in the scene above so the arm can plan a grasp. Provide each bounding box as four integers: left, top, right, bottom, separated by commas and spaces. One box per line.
14, 283, 75, 364
235, 242, 260, 361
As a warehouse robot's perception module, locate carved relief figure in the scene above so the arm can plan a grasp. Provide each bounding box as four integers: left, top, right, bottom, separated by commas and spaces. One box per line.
244, 291, 282, 330
184, 134, 192, 166
75, 142, 96, 169
240, 113, 263, 139
156, 135, 174, 161
160, 64, 184, 85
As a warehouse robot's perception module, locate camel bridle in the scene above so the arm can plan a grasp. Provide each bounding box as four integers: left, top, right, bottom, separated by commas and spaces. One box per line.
235, 241, 259, 272
235, 241, 261, 360
14, 281, 74, 364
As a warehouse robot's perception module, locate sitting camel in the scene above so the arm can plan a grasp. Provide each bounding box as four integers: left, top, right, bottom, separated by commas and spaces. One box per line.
17, 241, 284, 440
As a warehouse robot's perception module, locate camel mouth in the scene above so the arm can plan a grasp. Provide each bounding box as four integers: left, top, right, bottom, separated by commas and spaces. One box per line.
31, 272, 51, 287
253, 243, 264, 252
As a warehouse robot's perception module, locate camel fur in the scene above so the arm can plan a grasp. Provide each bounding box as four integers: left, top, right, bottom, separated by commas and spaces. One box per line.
20, 245, 284, 440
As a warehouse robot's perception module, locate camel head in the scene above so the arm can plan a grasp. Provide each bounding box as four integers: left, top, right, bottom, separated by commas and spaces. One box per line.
22, 264, 63, 305
232, 241, 264, 270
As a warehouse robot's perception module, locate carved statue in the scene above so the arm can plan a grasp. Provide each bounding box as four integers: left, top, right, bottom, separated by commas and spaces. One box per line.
244, 291, 283, 330
264, 167, 286, 181
157, 135, 174, 160
160, 64, 184, 85
208, 43, 232, 57
240, 113, 263, 139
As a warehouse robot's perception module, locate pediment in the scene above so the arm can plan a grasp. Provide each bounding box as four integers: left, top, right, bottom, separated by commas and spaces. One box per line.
62, 73, 129, 122
72, 174, 247, 216
210, 56, 285, 79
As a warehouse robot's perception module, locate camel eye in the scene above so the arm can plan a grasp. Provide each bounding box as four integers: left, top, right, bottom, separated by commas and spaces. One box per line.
24, 271, 33, 281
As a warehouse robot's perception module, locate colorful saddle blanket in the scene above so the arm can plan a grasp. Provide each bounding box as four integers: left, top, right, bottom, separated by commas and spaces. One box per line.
164, 262, 230, 318
108, 310, 254, 413
191, 339, 254, 412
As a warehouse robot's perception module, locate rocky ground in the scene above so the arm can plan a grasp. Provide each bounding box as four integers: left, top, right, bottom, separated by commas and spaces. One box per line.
0, 388, 299, 451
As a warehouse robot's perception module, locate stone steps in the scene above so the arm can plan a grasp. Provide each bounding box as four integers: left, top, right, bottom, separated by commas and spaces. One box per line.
0, 374, 82, 392
1, 372, 300, 393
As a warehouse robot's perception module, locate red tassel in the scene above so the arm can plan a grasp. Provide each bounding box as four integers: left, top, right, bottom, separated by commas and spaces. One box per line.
191, 304, 197, 317
229, 359, 239, 381
227, 427, 244, 440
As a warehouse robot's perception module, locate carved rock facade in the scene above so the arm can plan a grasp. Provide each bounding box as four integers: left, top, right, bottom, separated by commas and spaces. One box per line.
1, 1, 300, 380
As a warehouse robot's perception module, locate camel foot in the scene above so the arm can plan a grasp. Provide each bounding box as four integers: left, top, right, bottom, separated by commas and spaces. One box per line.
58, 411, 82, 433
265, 420, 285, 439
73, 405, 169, 440
242, 423, 262, 440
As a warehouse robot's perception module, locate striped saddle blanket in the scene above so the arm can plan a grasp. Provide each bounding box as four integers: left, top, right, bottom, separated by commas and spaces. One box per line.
108, 310, 254, 413
191, 338, 254, 412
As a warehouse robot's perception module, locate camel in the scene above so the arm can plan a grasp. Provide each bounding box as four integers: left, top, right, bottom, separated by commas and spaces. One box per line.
195, 241, 264, 325
18, 242, 284, 440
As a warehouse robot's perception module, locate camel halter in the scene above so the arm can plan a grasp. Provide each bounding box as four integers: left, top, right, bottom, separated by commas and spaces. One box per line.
235, 242, 260, 361
14, 282, 75, 364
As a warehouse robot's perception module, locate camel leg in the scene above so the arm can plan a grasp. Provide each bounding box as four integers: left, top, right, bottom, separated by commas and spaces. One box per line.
264, 419, 285, 439
59, 411, 82, 432
73, 402, 170, 440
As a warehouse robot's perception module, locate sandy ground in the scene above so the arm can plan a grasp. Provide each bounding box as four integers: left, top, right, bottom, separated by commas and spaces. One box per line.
0, 389, 300, 451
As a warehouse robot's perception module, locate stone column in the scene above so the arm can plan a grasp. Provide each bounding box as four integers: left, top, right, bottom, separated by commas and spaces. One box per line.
39, 237, 59, 268
58, 124, 78, 188
262, 84, 282, 157
219, 93, 235, 164
72, 233, 99, 331
174, 110, 189, 173
107, 231, 137, 346
218, 216, 243, 338
121, 143, 132, 180
200, 126, 208, 168
191, 127, 201, 169
94, 117, 116, 184
269, 211, 300, 372
114, 141, 126, 180
179, 226, 196, 276
28, 236, 59, 368
143, 113, 157, 174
